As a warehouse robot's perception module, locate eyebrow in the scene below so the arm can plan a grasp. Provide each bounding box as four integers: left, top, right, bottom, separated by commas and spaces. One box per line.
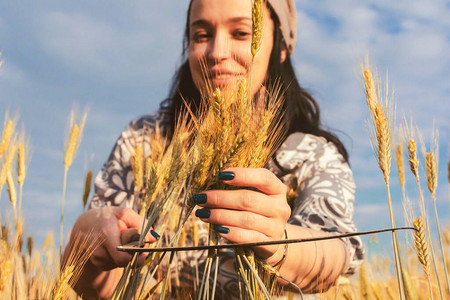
190, 16, 252, 28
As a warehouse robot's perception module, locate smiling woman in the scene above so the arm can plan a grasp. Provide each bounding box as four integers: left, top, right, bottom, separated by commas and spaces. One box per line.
64, 0, 364, 298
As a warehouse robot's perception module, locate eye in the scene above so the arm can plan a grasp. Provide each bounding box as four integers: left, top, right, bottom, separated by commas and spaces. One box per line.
192, 31, 211, 43
233, 30, 251, 40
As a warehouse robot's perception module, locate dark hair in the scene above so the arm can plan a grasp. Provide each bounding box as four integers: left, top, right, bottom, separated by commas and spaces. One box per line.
160, 2, 349, 162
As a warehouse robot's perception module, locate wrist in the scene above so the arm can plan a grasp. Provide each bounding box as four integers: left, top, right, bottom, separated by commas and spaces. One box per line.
266, 229, 288, 267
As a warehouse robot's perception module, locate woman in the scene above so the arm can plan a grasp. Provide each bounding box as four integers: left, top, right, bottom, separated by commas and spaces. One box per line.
68, 0, 363, 298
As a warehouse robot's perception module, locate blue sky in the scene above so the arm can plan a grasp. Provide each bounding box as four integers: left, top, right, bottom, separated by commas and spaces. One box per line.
1, 0, 449, 255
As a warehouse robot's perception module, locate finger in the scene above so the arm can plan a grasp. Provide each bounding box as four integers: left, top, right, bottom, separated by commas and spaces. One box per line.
195, 189, 286, 218
91, 246, 125, 270
113, 207, 157, 242
217, 226, 279, 259
196, 208, 283, 239
103, 227, 137, 267
121, 228, 140, 245
136, 253, 148, 266
219, 167, 287, 195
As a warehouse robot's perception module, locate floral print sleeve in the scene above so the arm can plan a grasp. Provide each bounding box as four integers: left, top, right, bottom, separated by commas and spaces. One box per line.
90, 115, 159, 211
268, 132, 364, 275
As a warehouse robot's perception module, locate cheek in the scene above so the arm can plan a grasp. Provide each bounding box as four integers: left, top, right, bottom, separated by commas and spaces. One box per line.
188, 49, 206, 91
188, 49, 203, 76
232, 45, 253, 70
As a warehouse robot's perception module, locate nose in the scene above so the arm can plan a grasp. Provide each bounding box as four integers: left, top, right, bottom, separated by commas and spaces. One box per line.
206, 30, 231, 62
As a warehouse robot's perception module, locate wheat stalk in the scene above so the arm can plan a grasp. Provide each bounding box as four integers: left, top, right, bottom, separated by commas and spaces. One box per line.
50, 264, 74, 300
359, 263, 373, 300
413, 217, 433, 299
425, 147, 450, 293
403, 271, 416, 300
385, 285, 395, 300
60, 108, 88, 258
361, 62, 405, 300
405, 131, 445, 299
56, 230, 103, 299
0, 240, 12, 297
82, 170, 92, 211
395, 132, 415, 247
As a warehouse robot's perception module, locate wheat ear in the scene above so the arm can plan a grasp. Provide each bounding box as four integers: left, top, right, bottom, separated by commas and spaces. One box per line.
249, 0, 264, 95
6, 170, 17, 209
131, 144, 144, 193
0, 142, 17, 203
413, 217, 433, 299
0, 119, 14, 158
359, 263, 372, 300
16, 131, 28, 213
0, 240, 12, 297
251, 0, 263, 57
82, 170, 93, 211
395, 143, 405, 192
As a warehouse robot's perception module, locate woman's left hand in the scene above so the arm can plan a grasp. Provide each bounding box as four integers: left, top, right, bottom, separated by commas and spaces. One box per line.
193, 167, 291, 264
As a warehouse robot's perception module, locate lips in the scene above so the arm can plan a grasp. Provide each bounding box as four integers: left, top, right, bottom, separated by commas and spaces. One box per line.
208, 68, 244, 87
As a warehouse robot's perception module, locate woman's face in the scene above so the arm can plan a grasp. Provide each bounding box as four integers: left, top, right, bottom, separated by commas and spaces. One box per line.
188, 0, 274, 96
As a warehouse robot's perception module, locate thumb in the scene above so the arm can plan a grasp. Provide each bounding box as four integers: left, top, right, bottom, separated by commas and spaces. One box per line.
113, 207, 159, 243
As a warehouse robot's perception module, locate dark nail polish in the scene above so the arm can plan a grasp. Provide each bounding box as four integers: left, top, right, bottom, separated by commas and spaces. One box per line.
192, 193, 207, 204
195, 209, 211, 218
130, 233, 140, 243
218, 171, 235, 181
150, 230, 160, 239
215, 225, 230, 234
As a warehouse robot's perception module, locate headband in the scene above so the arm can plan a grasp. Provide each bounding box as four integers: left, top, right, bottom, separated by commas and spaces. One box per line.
267, 0, 297, 54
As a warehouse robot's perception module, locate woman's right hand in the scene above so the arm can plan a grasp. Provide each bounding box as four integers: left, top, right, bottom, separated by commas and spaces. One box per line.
70, 206, 156, 270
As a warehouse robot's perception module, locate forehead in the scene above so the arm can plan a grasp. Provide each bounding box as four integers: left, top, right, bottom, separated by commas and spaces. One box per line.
189, 0, 253, 24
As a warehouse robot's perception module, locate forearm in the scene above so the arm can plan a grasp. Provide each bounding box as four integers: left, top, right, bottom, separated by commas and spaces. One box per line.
268, 224, 350, 293
73, 259, 123, 300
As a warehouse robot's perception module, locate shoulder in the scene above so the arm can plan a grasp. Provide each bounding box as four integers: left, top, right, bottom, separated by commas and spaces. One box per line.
124, 112, 166, 134
115, 112, 167, 148
273, 132, 348, 173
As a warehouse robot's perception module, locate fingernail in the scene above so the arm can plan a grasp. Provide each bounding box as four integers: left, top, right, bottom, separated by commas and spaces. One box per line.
130, 233, 140, 243
150, 230, 160, 239
192, 193, 207, 204
195, 209, 210, 219
218, 171, 235, 181
215, 225, 230, 234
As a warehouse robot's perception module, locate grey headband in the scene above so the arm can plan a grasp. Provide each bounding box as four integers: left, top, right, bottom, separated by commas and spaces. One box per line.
267, 0, 297, 54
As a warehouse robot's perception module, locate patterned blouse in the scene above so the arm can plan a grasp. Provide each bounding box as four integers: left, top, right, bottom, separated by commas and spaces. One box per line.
90, 114, 364, 298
